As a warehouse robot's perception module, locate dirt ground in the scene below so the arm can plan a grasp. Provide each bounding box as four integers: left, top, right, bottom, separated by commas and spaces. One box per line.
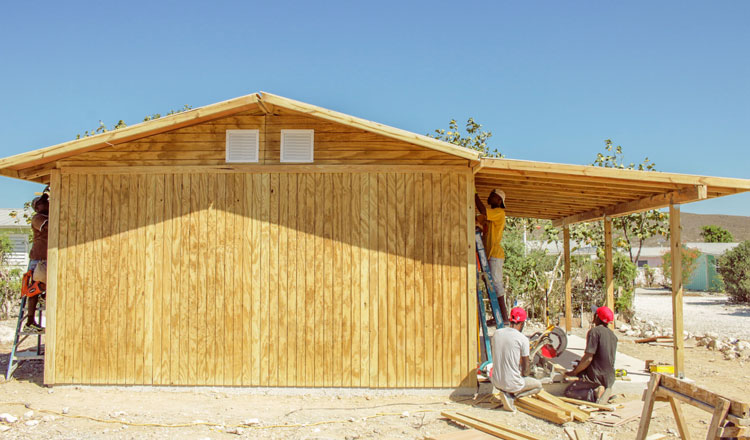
1, 322, 748, 439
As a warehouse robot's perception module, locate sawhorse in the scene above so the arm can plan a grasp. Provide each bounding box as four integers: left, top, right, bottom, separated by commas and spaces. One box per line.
637, 373, 750, 439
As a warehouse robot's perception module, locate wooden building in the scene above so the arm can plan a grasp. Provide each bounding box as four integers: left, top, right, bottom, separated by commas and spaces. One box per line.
1, 92, 749, 387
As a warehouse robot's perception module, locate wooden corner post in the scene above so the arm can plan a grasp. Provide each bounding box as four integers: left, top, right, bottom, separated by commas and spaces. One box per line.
604, 217, 614, 328
669, 203, 685, 378
44, 169, 61, 385
563, 225, 572, 331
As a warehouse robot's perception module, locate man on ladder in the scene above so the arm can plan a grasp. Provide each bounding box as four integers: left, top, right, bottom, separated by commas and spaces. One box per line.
24, 194, 49, 333
475, 188, 509, 324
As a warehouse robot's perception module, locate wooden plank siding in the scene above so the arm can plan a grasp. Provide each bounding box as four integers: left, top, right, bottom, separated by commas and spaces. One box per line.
48, 169, 475, 388
56, 108, 470, 168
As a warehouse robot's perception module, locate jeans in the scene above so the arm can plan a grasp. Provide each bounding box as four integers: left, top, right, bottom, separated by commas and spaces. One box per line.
489, 257, 505, 297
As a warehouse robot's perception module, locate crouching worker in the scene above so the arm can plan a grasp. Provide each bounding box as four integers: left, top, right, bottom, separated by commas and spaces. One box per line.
489, 307, 542, 412
564, 306, 617, 403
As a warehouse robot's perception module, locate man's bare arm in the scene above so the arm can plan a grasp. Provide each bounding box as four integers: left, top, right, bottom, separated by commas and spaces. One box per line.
565, 353, 593, 377
475, 193, 487, 216
520, 355, 531, 376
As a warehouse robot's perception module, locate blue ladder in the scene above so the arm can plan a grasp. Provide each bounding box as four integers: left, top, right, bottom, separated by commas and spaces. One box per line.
6, 296, 45, 380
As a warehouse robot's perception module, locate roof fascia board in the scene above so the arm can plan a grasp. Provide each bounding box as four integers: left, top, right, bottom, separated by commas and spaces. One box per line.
480, 158, 750, 190
0, 94, 261, 173
259, 92, 480, 161
552, 184, 708, 227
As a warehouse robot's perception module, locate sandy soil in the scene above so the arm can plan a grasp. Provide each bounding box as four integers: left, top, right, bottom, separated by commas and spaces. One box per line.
633, 288, 750, 340
1, 321, 748, 439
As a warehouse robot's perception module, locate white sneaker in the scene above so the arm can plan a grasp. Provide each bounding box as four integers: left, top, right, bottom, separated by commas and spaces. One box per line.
497, 391, 516, 412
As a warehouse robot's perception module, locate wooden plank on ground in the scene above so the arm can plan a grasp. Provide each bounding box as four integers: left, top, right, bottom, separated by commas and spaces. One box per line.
515, 397, 572, 425
535, 390, 590, 422
441, 411, 543, 440
426, 428, 499, 440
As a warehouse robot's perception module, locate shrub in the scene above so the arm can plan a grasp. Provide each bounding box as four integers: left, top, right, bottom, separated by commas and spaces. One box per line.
0, 234, 22, 318
662, 246, 701, 287
594, 252, 637, 314
717, 241, 750, 303
642, 264, 656, 287
701, 225, 734, 243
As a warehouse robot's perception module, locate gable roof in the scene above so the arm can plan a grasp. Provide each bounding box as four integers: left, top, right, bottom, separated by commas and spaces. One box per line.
0, 92, 479, 180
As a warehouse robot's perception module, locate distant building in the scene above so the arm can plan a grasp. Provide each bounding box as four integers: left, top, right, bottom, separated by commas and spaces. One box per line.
0, 208, 32, 269
526, 240, 738, 292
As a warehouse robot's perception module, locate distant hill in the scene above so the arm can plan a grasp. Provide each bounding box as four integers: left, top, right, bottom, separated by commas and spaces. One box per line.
641, 212, 750, 246
679, 212, 750, 243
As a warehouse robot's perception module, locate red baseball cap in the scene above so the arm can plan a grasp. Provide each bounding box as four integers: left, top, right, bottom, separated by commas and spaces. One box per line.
596, 306, 614, 324
509, 307, 527, 324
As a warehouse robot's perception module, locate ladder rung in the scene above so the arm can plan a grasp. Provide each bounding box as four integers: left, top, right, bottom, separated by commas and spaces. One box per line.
14, 352, 44, 360
18, 330, 45, 336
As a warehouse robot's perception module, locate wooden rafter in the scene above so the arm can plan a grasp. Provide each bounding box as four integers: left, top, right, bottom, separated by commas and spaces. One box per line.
552, 185, 708, 227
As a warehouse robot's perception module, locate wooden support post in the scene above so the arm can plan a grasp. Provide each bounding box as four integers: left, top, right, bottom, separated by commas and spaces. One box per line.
669, 204, 685, 378
604, 217, 614, 328
636, 374, 662, 440
668, 396, 692, 440
44, 170, 61, 385
564, 225, 572, 331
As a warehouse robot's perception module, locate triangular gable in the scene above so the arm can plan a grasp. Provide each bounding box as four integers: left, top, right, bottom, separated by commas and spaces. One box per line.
0, 92, 479, 181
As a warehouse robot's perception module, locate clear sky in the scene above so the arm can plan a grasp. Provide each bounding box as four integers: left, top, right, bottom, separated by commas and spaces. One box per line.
1, 1, 748, 215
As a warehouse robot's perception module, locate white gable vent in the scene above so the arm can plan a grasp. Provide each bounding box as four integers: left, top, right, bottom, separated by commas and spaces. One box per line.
281, 129, 314, 163
226, 129, 259, 163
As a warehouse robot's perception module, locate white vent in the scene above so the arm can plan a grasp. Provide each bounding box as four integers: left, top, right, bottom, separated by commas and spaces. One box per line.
226, 130, 259, 163
281, 129, 314, 163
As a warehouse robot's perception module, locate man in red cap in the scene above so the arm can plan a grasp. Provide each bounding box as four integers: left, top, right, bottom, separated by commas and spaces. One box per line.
489, 306, 542, 412
564, 306, 618, 403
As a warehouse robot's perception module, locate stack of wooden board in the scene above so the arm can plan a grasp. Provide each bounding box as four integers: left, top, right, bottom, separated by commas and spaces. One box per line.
514, 390, 596, 425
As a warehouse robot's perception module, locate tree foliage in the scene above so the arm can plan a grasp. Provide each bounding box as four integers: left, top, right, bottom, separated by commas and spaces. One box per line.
75, 104, 193, 139
661, 246, 701, 287
701, 225, 734, 243
0, 234, 22, 318
429, 118, 501, 158
717, 241, 750, 302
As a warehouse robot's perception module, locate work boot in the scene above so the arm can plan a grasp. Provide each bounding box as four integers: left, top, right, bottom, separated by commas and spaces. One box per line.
497, 391, 516, 412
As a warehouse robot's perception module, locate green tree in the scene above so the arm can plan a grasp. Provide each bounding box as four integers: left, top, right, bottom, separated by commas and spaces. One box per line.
717, 241, 750, 302
662, 246, 701, 288
429, 118, 500, 158
0, 234, 22, 318
591, 140, 670, 264
701, 225, 734, 243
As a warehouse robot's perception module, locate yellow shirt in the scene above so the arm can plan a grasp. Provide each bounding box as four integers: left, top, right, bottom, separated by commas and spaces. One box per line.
484, 207, 506, 259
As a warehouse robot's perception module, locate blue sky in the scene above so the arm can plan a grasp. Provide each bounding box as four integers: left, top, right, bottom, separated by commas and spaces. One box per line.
1, 1, 748, 215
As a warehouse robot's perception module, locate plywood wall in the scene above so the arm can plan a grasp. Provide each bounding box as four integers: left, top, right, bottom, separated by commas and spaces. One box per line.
50, 170, 475, 388
57, 108, 469, 167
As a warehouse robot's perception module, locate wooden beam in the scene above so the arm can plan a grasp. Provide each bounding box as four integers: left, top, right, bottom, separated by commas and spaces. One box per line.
256, 96, 275, 115
707, 398, 731, 440
480, 158, 750, 191
564, 226, 572, 332
552, 185, 708, 227
604, 217, 614, 327
669, 204, 685, 378
658, 373, 750, 418
668, 396, 692, 440
635, 374, 662, 440
441, 411, 543, 440
60, 164, 472, 175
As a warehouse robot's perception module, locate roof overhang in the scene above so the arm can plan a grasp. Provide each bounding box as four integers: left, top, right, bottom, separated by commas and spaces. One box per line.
0, 91, 479, 183
474, 158, 750, 224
